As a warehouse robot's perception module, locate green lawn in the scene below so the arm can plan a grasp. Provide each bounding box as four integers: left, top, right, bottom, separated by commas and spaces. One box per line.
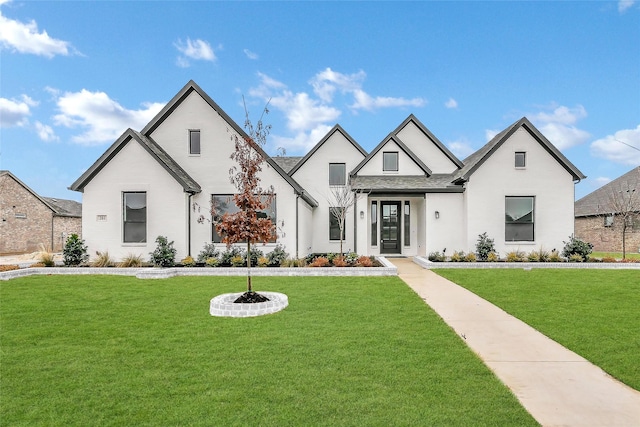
434, 269, 640, 391
591, 251, 640, 260
0, 275, 536, 426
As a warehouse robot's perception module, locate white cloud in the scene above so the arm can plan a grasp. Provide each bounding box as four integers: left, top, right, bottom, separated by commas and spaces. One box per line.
447, 140, 475, 159
350, 89, 426, 111
485, 129, 500, 141
530, 104, 590, 150
590, 125, 640, 166
52, 89, 164, 145
593, 176, 613, 188
618, 0, 635, 13
271, 124, 334, 154
244, 48, 258, 60
174, 38, 215, 67
445, 98, 458, 109
0, 6, 74, 57
35, 121, 58, 141
270, 91, 341, 132
0, 95, 36, 127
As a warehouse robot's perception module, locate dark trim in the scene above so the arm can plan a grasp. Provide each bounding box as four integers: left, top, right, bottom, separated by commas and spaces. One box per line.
351, 134, 432, 176
363, 188, 465, 196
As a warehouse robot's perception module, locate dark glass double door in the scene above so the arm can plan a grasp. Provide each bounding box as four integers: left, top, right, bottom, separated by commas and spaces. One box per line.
380, 201, 400, 254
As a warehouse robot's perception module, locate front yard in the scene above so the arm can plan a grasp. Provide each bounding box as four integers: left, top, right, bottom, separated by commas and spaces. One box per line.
0, 275, 536, 426
434, 269, 640, 391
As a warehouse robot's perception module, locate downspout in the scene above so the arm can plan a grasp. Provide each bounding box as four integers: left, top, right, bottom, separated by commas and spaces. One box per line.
187, 192, 194, 257
51, 213, 55, 252
295, 193, 299, 259
353, 194, 357, 254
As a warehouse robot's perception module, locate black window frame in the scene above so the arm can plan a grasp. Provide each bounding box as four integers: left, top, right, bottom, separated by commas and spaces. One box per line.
371, 201, 377, 246
505, 196, 535, 242
404, 201, 410, 246
189, 129, 201, 155
329, 208, 346, 241
383, 151, 399, 172
515, 151, 526, 168
329, 163, 346, 186
123, 191, 147, 243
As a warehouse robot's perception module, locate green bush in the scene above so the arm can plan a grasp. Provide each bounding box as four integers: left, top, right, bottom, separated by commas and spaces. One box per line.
245, 247, 264, 267
266, 244, 288, 267
219, 247, 244, 267
149, 236, 176, 267
344, 252, 359, 265
63, 234, 88, 266
475, 232, 495, 261
561, 235, 593, 262
205, 257, 219, 267
487, 252, 500, 262
196, 243, 219, 263
428, 251, 446, 262
450, 251, 465, 262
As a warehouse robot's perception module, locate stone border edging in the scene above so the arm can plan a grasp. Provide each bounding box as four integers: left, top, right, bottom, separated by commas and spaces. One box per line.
0, 257, 397, 281
414, 256, 640, 269
210, 292, 288, 317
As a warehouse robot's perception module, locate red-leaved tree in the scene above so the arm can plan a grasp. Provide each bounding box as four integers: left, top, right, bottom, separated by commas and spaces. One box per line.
212, 102, 275, 294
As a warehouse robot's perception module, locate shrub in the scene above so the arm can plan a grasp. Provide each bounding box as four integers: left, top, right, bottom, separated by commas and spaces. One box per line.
118, 253, 144, 268
0, 265, 19, 272
465, 252, 477, 262
450, 251, 465, 262
149, 236, 176, 267
231, 255, 245, 267
181, 256, 196, 267
549, 250, 562, 262
257, 256, 269, 267
332, 256, 348, 267
506, 250, 526, 262
205, 257, 219, 267
568, 253, 584, 263
344, 252, 359, 265
487, 252, 500, 262
245, 247, 264, 267
356, 256, 374, 267
38, 244, 55, 267
63, 234, 88, 266
219, 246, 244, 267
196, 243, 219, 263
309, 256, 330, 267
428, 251, 446, 262
266, 244, 288, 267
561, 235, 593, 262
527, 251, 540, 262
475, 232, 495, 261
92, 251, 113, 267
602, 257, 617, 263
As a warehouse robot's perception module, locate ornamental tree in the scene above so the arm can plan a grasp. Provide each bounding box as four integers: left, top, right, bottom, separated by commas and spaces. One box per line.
212, 102, 275, 293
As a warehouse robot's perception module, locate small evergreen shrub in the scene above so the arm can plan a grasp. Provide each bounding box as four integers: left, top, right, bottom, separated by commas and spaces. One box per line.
561, 235, 593, 262
181, 256, 196, 267
149, 236, 176, 267
197, 243, 219, 263
245, 247, 264, 267
63, 234, 88, 266
428, 251, 446, 262
487, 252, 500, 262
344, 252, 359, 265
219, 247, 244, 266
475, 232, 495, 261
118, 253, 144, 268
266, 244, 288, 267
205, 257, 219, 267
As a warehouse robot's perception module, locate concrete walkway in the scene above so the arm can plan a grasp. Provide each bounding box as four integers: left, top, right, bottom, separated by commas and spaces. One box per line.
390, 258, 640, 427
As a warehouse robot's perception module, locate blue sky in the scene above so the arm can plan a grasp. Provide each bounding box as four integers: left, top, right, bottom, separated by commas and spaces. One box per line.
1, 0, 638, 202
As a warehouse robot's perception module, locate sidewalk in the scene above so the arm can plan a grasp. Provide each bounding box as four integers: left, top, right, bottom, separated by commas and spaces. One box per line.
390, 258, 640, 427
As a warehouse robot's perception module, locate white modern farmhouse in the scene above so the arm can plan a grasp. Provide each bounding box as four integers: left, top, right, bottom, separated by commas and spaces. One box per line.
70, 80, 585, 261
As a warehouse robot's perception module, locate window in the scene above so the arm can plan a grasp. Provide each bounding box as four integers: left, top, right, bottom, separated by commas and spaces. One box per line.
123, 192, 146, 243
383, 152, 398, 171
404, 201, 410, 246
329, 163, 346, 186
329, 208, 345, 241
211, 194, 276, 243
189, 130, 201, 154
371, 201, 377, 246
515, 152, 526, 168
505, 196, 534, 241
604, 215, 614, 227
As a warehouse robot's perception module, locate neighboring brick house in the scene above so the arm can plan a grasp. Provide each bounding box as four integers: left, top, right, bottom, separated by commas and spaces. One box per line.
575, 167, 640, 254
0, 170, 82, 254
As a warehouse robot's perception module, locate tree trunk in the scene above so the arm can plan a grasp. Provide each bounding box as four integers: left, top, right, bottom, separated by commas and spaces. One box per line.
247, 240, 252, 292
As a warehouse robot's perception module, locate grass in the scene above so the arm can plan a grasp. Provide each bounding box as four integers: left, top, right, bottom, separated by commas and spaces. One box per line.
434, 269, 640, 391
590, 251, 640, 260
0, 276, 537, 426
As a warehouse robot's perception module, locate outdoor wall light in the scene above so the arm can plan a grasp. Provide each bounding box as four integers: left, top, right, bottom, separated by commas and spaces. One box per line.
435, 211, 440, 219
360, 210, 364, 219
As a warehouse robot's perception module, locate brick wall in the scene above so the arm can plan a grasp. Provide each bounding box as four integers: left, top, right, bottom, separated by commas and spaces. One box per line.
52, 216, 83, 252
0, 174, 54, 254
575, 214, 640, 254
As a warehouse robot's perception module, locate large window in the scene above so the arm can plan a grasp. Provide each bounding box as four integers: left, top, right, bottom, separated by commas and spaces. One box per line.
189, 130, 201, 154
371, 201, 377, 246
383, 152, 398, 171
329, 163, 346, 186
329, 208, 345, 241
123, 192, 146, 243
505, 196, 534, 241
211, 194, 276, 243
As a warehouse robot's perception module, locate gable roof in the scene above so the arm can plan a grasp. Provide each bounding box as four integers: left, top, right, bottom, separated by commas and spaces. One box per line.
69, 129, 201, 194
70, 80, 318, 207
1, 170, 81, 217
351, 133, 432, 176
288, 124, 367, 176
575, 167, 640, 217
452, 117, 586, 184
392, 114, 464, 169
272, 156, 303, 173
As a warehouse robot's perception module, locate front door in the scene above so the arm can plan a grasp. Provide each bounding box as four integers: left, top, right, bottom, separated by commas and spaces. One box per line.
380, 201, 401, 254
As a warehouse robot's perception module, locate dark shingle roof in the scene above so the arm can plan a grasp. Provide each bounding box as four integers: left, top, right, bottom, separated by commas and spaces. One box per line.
575, 167, 640, 217
43, 197, 82, 217
272, 156, 303, 173
351, 174, 463, 193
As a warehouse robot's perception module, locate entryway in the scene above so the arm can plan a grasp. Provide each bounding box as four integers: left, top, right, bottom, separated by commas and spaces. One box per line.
380, 201, 401, 254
